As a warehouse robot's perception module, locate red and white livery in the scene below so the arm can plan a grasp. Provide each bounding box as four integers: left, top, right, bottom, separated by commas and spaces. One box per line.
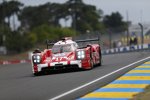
31, 37, 102, 75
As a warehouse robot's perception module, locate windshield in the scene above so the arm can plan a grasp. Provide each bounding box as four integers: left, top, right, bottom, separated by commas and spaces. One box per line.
52, 44, 74, 54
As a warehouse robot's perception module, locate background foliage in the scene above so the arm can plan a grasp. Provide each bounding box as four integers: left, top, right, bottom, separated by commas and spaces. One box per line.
0, 0, 127, 53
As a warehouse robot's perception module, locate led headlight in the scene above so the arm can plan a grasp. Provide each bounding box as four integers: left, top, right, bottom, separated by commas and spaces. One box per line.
76, 50, 85, 60
32, 55, 41, 64
37, 55, 40, 60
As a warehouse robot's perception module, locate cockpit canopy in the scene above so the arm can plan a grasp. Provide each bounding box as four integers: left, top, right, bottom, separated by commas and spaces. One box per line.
52, 43, 78, 54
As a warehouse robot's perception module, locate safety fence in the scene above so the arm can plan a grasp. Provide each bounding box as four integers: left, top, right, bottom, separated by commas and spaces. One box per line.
102, 43, 150, 55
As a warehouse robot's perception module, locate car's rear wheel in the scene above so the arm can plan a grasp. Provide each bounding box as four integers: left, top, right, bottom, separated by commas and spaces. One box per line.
34, 72, 40, 76
97, 48, 102, 66
97, 57, 102, 66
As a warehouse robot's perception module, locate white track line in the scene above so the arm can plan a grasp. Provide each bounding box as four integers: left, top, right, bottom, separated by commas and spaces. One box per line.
49, 56, 150, 100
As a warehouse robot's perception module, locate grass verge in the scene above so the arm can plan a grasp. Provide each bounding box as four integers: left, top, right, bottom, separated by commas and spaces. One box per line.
131, 85, 150, 100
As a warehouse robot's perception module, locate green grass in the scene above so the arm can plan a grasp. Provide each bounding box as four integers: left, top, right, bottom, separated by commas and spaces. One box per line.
131, 85, 150, 100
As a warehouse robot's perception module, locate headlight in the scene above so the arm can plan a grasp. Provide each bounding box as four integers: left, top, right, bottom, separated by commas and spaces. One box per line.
76, 50, 85, 60
37, 56, 40, 60
32, 55, 41, 64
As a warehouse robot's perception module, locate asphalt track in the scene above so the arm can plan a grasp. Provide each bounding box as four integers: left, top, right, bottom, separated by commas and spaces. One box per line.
0, 51, 150, 100
78, 60, 150, 100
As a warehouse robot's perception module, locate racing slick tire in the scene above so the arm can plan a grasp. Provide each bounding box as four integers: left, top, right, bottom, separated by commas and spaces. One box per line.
97, 48, 102, 66
33, 72, 41, 76
97, 57, 102, 66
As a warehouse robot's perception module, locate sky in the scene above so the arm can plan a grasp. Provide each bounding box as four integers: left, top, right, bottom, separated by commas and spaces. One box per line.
18, 0, 150, 24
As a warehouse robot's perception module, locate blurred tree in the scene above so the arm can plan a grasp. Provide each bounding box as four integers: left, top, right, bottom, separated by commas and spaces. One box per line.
0, 0, 23, 26
0, 1, 23, 46
103, 12, 127, 32
5, 30, 36, 53
56, 27, 76, 39
29, 24, 76, 44
19, 3, 63, 31
65, 0, 104, 33
0, 24, 11, 46
5, 31, 23, 52
0, 0, 127, 53
19, 0, 104, 33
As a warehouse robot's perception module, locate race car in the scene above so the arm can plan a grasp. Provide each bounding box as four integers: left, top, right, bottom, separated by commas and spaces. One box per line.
31, 37, 102, 76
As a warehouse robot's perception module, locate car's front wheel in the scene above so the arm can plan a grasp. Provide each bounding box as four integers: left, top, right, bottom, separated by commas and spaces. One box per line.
97, 50, 102, 66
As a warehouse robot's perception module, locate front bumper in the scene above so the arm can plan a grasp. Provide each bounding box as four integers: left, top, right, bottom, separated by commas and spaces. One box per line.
33, 60, 82, 73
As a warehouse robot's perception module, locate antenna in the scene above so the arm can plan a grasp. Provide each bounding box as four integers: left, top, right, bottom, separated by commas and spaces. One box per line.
140, 10, 143, 23
126, 10, 129, 46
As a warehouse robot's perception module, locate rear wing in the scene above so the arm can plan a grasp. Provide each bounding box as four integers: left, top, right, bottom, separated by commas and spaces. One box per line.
46, 36, 100, 49
75, 37, 100, 43
75, 37, 101, 48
